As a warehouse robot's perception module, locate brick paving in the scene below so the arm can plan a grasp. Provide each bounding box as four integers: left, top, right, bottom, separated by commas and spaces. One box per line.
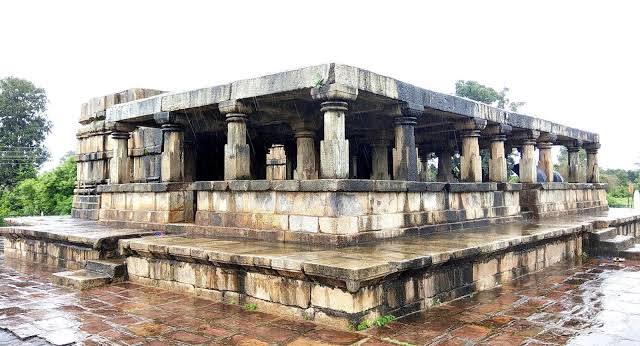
2, 237, 640, 345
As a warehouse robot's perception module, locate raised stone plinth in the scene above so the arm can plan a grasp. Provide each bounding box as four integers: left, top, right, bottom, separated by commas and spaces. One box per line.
519, 182, 608, 217
97, 182, 194, 225
192, 180, 522, 245
120, 217, 593, 328
0, 216, 155, 269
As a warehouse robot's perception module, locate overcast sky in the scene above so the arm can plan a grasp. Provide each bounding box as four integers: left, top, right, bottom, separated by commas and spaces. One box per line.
2, 0, 638, 171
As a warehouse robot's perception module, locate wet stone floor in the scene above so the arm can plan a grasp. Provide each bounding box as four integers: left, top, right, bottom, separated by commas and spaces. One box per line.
2, 239, 640, 345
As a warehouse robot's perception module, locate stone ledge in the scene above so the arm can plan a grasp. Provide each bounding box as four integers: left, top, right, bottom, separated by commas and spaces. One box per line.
521, 182, 608, 190
188, 180, 490, 193
120, 219, 590, 291
97, 182, 194, 193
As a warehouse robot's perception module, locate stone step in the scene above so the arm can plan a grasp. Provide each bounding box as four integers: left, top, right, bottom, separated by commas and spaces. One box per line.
51, 269, 112, 290
589, 227, 618, 242
85, 259, 127, 280
596, 235, 635, 253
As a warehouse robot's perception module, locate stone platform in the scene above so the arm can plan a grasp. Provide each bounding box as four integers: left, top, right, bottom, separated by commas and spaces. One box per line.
3, 210, 640, 328
0, 216, 155, 269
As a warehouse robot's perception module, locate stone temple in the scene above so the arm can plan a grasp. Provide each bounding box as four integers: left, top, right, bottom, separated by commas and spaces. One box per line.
3, 63, 640, 327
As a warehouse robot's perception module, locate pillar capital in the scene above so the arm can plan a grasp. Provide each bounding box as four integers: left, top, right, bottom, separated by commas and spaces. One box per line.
537, 133, 557, 149
385, 102, 423, 118
106, 121, 136, 134
511, 130, 540, 145
584, 142, 601, 153
218, 99, 253, 115
483, 124, 512, 142
566, 140, 583, 152
310, 83, 358, 102
160, 123, 183, 132
110, 131, 131, 140
455, 118, 487, 137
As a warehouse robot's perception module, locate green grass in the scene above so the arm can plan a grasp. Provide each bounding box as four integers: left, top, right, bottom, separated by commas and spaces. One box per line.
244, 303, 258, 311
352, 315, 396, 331
607, 195, 633, 208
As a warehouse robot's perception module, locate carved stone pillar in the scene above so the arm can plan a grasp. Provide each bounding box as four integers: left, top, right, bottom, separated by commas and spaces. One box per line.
293, 130, 318, 180
537, 133, 556, 183
585, 142, 601, 183
519, 130, 540, 183
391, 105, 420, 181
311, 84, 358, 179
349, 140, 359, 179
455, 118, 487, 182
418, 147, 431, 182
484, 124, 512, 183
109, 131, 130, 184
219, 100, 252, 180
370, 135, 391, 180
436, 148, 455, 182
567, 141, 582, 183
159, 124, 184, 182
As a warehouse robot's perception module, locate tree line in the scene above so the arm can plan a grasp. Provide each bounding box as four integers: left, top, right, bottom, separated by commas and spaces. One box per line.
0, 77, 75, 223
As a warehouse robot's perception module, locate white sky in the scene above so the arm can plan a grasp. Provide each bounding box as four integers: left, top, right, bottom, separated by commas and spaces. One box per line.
1, 0, 639, 171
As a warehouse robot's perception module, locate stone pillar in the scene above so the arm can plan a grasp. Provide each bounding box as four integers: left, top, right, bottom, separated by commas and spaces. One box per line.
436, 149, 455, 182
484, 124, 512, 183
392, 105, 420, 181
293, 130, 318, 180
585, 142, 601, 183
284, 141, 296, 180
311, 84, 358, 179
537, 133, 556, 183
160, 124, 184, 182
519, 130, 540, 183
567, 141, 582, 183
219, 100, 252, 180
109, 131, 130, 184
349, 142, 359, 179
455, 119, 487, 182
370, 137, 390, 180
418, 148, 431, 182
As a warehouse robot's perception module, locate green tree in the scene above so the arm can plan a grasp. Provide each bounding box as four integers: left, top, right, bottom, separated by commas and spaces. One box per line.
0, 77, 51, 188
455, 80, 526, 112
0, 155, 76, 217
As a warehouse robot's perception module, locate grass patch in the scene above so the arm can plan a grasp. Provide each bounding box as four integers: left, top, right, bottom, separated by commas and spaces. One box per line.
244, 303, 258, 311
607, 195, 632, 208
352, 315, 396, 331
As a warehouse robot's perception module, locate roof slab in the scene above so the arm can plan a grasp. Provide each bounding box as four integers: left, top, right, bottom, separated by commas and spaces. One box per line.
106, 63, 598, 144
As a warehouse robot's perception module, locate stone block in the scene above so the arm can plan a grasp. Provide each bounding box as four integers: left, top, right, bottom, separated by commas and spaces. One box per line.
127, 257, 150, 278
208, 191, 230, 213
289, 215, 319, 233
318, 216, 359, 234
149, 259, 173, 280
245, 272, 311, 308
197, 191, 210, 211
292, 192, 328, 217
326, 192, 369, 216
370, 192, 398, 214
311, 284, 383, 314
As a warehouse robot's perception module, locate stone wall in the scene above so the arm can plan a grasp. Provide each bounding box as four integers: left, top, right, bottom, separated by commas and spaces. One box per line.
97, 183, 194, 224
73, 89, 164, 220
519, 183, 608, 217
194, 180, 521, 237
124, 232, 583, 328
3, 237, 102, 270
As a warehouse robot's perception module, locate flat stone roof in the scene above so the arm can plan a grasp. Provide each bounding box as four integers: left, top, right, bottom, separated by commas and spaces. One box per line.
106, 63, 598, 143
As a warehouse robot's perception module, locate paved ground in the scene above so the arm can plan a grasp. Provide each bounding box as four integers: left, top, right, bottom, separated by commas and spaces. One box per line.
2, 238, 640, 345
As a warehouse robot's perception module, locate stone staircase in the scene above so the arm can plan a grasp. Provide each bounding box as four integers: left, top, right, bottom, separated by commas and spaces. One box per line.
51, 259, 127, 290
587, 227, 637, 259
